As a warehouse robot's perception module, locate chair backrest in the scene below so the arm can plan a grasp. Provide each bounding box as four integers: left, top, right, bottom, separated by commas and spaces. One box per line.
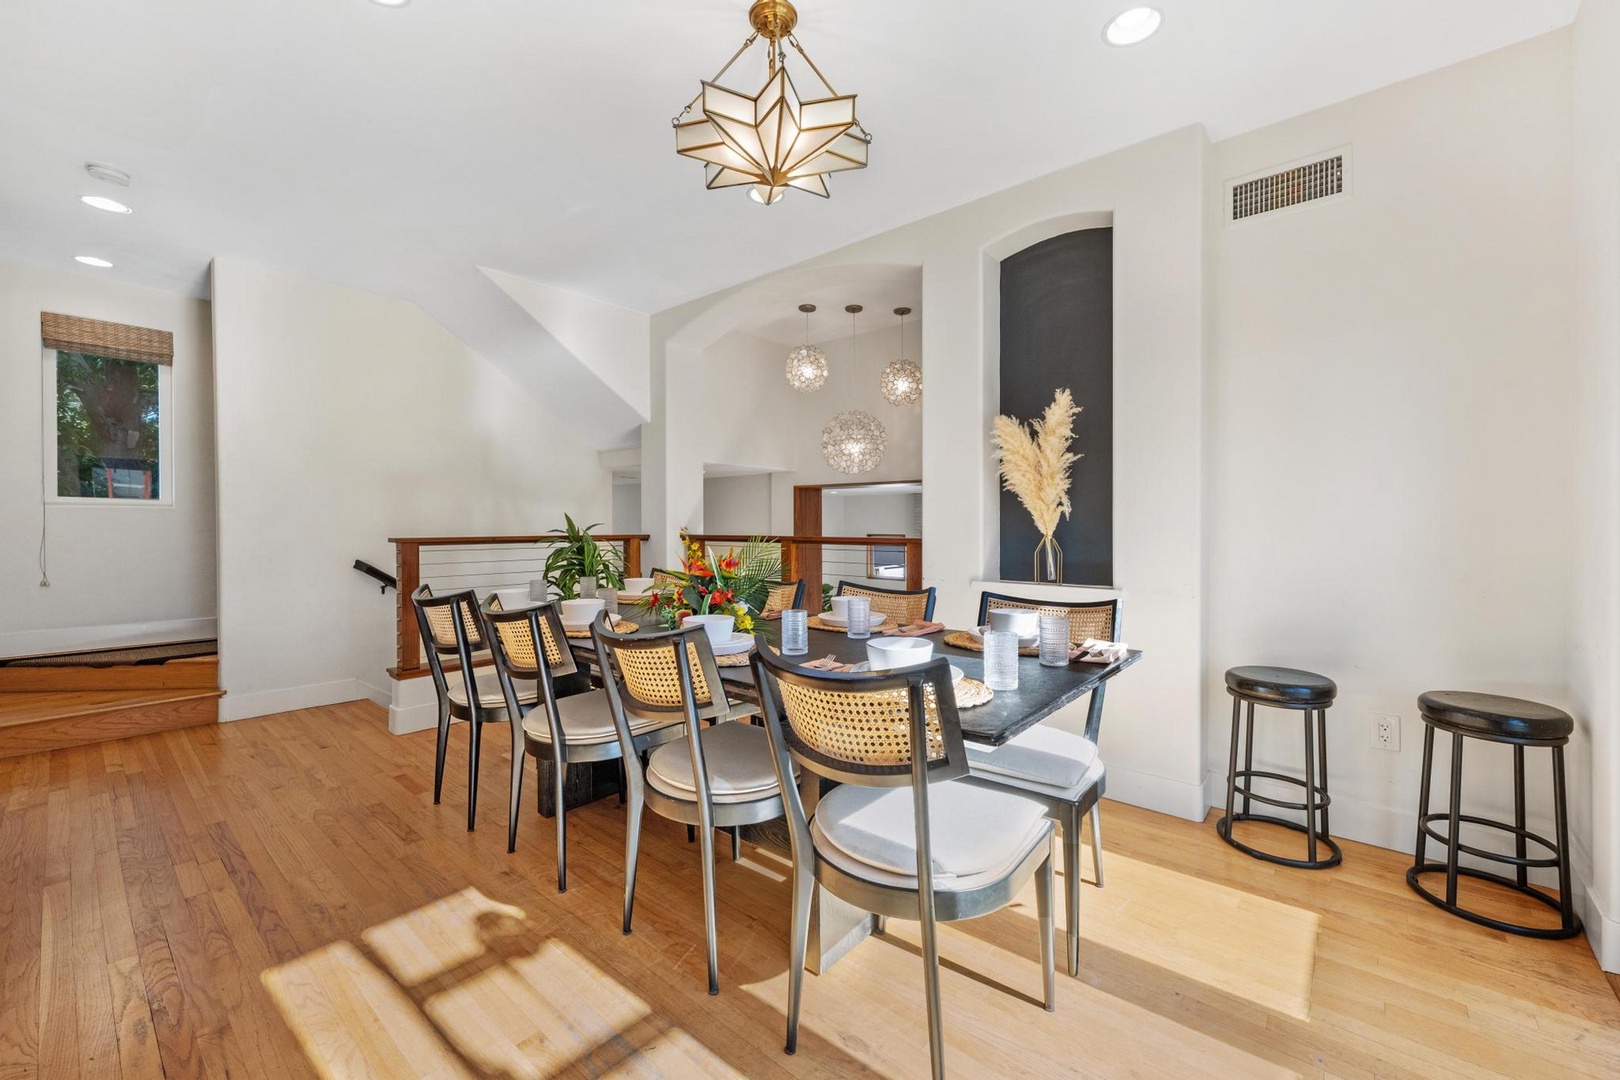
762, 579, 806, 615
976, 591, 1120, 644
481, 597, 574, 738
835, 581, 937, 624
412, 584, 485, 655
751, 645, 966, 789
590, 616, 734, 725
650, 568, 682, 588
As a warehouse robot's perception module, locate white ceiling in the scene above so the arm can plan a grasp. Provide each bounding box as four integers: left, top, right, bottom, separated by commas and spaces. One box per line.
0, 0, 1578, 321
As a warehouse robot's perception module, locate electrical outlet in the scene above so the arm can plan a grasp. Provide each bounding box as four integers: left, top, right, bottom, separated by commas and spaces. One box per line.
1370, 714, 1401, 752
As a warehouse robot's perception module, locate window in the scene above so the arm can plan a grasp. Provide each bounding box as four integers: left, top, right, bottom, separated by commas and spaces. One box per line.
39, 312, 175, 505
50, 351, 165, 500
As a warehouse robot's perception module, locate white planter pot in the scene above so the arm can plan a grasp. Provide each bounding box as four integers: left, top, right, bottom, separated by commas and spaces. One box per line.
681, 614, 736, 646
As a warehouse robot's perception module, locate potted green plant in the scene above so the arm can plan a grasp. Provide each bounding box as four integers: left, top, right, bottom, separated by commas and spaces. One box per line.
542, 515, 626, 600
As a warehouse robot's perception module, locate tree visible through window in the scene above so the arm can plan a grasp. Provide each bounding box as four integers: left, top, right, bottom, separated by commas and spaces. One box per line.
55, 350, 160, 499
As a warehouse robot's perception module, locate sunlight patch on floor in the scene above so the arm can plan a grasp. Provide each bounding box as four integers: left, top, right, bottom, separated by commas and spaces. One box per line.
263, 887, 750, 1079
1079, 850, 1321, 1020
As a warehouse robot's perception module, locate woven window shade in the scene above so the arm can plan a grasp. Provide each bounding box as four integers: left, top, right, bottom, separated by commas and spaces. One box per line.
41, 312, 173, 366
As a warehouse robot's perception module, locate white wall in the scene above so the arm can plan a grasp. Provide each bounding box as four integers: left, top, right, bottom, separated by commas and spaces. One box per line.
612, 477, 642, 534
1570, 3, 1620, 970
702, 474, 773, 535
211, 258, 610, 721
0, 260, 216, 656
654, 126, 1211, 821
1205, 31, 1578, 868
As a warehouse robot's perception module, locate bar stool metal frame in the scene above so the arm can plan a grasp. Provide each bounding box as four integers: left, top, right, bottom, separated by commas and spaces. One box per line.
1407, 691, 1581, 939
1216, 666, 1342, 869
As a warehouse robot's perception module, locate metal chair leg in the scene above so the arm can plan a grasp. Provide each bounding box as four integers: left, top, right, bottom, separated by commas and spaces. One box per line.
506, 727, 524, 854
1553, 746, 1577, 933
1513, 744, 1528, 888
873, 914, 888, 935
623, 795, 643, 934
553, 756, 569, 892
1302, 708, 1319, 865
1223, 695, 1242, 835
732, 826, 741, 862
697, 811, 721, 995
1316, 707, 1331, 838
1038, 841, 1056, 1012
1089, 805, 1105, 889
1241, 701, 1256, 816
466, 718, 483, 831
918, 886, 946, 1080
1414, 723, 1435, 866
784, 846, 813, 1054
433, 701, 451, 805
1062, 812, 1081, 977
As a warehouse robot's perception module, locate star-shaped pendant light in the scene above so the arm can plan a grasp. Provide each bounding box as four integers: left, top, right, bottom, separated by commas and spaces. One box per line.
673, 0, 872, 205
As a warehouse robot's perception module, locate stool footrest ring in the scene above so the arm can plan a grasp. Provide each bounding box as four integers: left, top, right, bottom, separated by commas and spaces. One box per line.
1417, 813, 1562, 870
1216, 812, 1342, 870
1406, 864, 1581, 939
1230, 769, 1332, 814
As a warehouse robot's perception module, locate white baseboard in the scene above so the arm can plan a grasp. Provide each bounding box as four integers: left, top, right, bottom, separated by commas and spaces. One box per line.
1575, 866, 1619, 973
219, 678, 372, 722
0, 616, 217, 660
388, 673, 443, 735
1104, 762, 1208, 822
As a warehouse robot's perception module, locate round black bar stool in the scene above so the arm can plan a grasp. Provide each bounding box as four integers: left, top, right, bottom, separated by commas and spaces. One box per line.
1216, 666, 1342, 869
1408, 691, 1581, 939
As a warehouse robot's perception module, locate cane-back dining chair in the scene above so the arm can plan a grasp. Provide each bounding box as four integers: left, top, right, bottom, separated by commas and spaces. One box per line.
411, 585, 537, 831
834, 580, 937, 624
761, 578, 807, 616
481, 597, 688, 886
968, 591, 1121, 976
752, 645, 1056, 1079
592, 615, 790, 995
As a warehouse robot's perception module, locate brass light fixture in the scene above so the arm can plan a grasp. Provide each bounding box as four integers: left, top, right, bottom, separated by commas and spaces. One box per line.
673, 0, 872, 206
880, 306, 921, 405
786, 303, 828, 392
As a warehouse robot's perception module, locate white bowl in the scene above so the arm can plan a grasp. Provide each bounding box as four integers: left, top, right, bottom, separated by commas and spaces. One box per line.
988, 609, 1040, 640
682, 613, 736, 645
622, 576, 655, 594
865, 636, 934, 671
828, 596, 852, 621
493, 588, 539, 611
561, 598, 605, 626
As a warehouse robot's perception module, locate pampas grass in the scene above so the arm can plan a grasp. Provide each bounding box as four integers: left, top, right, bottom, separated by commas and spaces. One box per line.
992, 389, 1082, 539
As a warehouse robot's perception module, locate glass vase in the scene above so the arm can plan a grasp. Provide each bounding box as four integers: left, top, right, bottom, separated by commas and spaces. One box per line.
1034, 535, 1063, 585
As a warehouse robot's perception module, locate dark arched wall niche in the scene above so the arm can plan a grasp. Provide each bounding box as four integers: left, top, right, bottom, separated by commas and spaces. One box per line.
998, 227, 1113, 585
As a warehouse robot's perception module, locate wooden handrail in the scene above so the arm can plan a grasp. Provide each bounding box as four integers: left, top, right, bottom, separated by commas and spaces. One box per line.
393, 532, 648, 675
683, 533, 923, 593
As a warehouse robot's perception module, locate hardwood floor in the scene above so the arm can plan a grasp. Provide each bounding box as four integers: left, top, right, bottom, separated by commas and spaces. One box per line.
0, 701, 1615, 1079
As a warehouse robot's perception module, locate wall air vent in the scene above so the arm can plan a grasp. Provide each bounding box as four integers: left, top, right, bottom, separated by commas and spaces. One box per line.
1228, 149, 1349, 223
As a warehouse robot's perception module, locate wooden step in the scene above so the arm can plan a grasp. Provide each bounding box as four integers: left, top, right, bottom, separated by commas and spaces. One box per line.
0, 689, 222, 759
0, 655, 218, 692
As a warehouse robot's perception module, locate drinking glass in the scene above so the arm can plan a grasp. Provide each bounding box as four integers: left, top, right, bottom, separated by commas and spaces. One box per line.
982, 629, 1020, 691
1038, 615, 1070, 667
845, 596, 873, 640
781, 609, 809, 655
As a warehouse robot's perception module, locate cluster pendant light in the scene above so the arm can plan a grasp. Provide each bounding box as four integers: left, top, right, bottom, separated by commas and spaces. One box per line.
821, 304, 886, 474
673, 0, 871, 205
880, 306, 921, 405
785, 303, 828, 392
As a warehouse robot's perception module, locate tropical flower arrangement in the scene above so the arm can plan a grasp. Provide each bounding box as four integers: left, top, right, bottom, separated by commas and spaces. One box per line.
644, 534, 782, 633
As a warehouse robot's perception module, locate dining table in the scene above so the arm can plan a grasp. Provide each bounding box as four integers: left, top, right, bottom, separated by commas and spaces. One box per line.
567, 608, 1145, 973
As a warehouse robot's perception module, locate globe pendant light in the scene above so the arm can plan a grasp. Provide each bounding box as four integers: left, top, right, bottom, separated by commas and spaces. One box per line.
672, 0, 872, 206
821, 304, 886, 474
880, 306, 921, 405
785, 303, 828, 392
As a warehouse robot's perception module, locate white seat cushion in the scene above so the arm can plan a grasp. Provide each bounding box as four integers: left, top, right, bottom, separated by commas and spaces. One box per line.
448, 671, 538, 712
522, 689, 676, 746
965, 726, 1104, 801
645, 720, 792, 804
811, 780, 1052, 892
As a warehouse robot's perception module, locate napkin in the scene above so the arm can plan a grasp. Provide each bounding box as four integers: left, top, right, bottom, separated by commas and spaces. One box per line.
802, 655, 859, 673
1071, 638, 1128, 663
762, 610, 783, 621
880, 621, 945, 637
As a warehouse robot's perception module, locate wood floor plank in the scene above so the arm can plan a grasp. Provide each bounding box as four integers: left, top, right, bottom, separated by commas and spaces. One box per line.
0, 700, 1615, 1080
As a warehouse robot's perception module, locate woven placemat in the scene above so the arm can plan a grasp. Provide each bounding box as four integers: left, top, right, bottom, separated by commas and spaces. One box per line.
953, 676, 993, 708
564, 619, 638, 640
807, 614, 896, 633
942, 630, 1039, 658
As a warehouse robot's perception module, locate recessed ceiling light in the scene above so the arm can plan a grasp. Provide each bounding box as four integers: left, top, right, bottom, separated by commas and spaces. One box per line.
369, 0, 410, 6
74, 256, 113, 268
81, 195, 132, 214
1104, 7, 1162, 46
84, 161, 131, 186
